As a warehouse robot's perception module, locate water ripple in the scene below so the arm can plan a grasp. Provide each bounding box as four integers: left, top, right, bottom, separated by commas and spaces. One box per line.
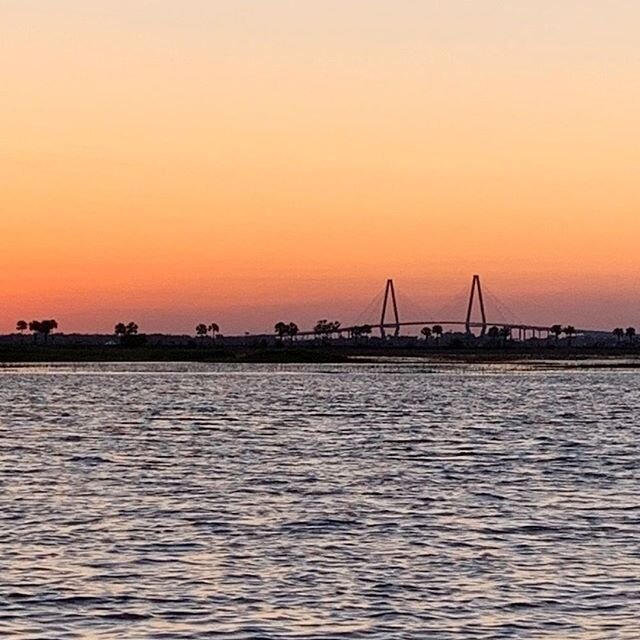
1, 362, 639, 638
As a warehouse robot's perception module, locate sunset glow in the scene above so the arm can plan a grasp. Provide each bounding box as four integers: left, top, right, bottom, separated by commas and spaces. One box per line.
2, 1, 639, 333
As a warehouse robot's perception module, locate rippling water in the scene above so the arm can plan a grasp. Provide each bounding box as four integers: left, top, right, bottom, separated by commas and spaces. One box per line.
1, 362, 639, 638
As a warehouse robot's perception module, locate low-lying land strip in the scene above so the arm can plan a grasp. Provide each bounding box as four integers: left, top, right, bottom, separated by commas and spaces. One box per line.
2, 343, 640, 367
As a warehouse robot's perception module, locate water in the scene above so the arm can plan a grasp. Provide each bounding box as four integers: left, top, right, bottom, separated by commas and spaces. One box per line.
1, 362, 639, 639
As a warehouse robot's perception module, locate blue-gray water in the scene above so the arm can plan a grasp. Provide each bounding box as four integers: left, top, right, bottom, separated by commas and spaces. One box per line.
1, 362, 639, 639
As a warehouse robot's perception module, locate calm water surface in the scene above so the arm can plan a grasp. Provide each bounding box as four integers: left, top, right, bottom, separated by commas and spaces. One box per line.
1, 362, 639, 639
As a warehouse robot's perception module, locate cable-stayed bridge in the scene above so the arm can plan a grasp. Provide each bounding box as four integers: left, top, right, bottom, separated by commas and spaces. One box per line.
298, 275, 592, 339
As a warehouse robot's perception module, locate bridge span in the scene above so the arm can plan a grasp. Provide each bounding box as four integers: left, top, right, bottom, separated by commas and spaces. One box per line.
298, 275, 591, 340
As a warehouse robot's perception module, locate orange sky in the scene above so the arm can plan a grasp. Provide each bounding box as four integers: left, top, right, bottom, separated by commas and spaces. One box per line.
1, 1, 639, 333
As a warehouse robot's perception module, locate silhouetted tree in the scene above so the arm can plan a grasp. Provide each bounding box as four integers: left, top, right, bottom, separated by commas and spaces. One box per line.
288, 322, 299, 341
432, 325, 443, 343
613, 327, 624, 343
563, 325, 576, 346
114, 323, 127, 337
551, 324, 563, 342
274, 322, 289, 341
28, 320, 42, 343
626, 327, 636, 344
314, 319, 332, 340
125, 322, 139, 335
499, 326, 511, 345
196, 323, 208, 339
420, 326, 431, 341
208, 323, 220, 340
15, 320, 27, 344
487, 326, 500, 339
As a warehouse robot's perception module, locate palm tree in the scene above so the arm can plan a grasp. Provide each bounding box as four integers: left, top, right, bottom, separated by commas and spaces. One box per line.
196, 323, 208, 339
274, 321, 289, 341
613, 327, 624, 343
432, 325, 443, 343
420, 326, 431, 341
563, 325, 576, 346
626, 327, 636, 344
487, 326, 500, 339
16, 320, 27, 344
16, 320, 27, 335
551, 324, 563, 342
208, 323, 220, 341
314, 319, 329, 339
28, 320, 42, 343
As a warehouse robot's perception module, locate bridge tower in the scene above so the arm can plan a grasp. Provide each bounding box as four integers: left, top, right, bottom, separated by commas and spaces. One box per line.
380, 278, 400, 338
465, 274, 487, 336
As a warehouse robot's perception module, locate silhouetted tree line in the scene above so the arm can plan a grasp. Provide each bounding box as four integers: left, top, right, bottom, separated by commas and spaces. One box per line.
114, 321, 146, 347
16, 319, 58, 344
274, 322, 299, 341
195, 323, 220, 342
8, 317, 638, 349
350, 324, 372, 341
313, 320, 341, 340
613, 327, 636, 343
420, 325, 443, 342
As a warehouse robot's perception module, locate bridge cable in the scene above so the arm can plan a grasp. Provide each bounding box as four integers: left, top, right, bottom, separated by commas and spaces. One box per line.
429, 284, 472, 322
351, 286, 385, 326
395, 291, 433, 323
483, 286, 526, 326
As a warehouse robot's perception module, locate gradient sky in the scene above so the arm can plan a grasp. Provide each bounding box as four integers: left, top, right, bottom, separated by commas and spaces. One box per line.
2, 1, 639, 334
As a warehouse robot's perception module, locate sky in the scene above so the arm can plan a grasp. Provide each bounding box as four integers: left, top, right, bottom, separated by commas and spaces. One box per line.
1, 1, 639, 334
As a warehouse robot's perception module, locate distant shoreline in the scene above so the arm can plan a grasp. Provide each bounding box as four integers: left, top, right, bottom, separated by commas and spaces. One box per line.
2, 344, 640, 367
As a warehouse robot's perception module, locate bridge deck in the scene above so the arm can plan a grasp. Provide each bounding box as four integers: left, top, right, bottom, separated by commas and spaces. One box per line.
297, 320, 591, 337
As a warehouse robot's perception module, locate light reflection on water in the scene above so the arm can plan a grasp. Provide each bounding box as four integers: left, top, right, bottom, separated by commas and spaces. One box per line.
1, 362, 639, 638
